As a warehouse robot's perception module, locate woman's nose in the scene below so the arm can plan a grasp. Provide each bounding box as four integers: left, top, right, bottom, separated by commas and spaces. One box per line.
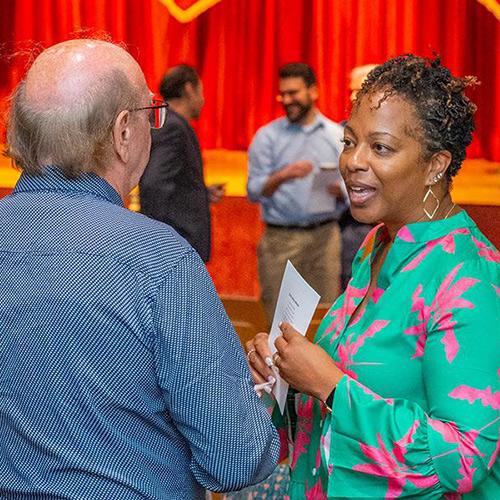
345, 144, 369, 172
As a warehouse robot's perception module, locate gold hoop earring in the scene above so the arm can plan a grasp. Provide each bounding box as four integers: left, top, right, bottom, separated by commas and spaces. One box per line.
423, 186, 440, 220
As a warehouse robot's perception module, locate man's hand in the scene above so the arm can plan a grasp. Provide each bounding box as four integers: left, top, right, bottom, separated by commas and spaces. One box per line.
282, 160, 314, 181
273, 322, 343, 401
208, 183, 226, 203
327, 181, 344, 201
261, 161, 313, 197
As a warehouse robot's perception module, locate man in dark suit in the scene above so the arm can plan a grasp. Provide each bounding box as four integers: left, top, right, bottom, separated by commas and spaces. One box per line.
140, 65, 224, 262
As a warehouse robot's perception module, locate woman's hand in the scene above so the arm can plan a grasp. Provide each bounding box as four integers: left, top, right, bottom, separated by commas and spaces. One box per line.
274, 322, 343, 401
245, 333, 276, 393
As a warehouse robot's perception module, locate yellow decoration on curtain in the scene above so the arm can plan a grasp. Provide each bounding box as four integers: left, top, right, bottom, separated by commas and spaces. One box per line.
476, 0, 500, 20
159, 0, 222, 23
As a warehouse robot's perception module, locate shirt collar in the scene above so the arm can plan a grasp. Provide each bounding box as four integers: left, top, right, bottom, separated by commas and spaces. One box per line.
358, 210, 476, 266
389, 211, 475, 245
355, 211, 477, 290
168, 108, 189, 125
285, 111, 325, 133
13, 165, 124, 207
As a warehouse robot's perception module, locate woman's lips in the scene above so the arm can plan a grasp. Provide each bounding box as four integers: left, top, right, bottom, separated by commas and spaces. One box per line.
348, 184, 377, 206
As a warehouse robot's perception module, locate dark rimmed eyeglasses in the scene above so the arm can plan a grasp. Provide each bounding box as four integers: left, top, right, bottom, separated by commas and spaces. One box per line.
130, 99, 169, 129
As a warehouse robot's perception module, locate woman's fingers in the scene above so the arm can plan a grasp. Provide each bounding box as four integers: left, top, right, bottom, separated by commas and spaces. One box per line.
246, 324, 342, 400
274, 334, 287, 353
254, 332, 273, 372
279, 321, 301, 340
246, 333, 273, 382
248, 364, 268, 386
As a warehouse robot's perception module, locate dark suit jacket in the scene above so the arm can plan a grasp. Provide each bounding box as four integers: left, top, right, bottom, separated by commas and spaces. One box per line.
139, 110, 211, 262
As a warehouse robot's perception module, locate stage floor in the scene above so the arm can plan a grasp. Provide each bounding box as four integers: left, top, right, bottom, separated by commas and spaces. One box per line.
1, 149, 499, 297
1, 149, 500, 206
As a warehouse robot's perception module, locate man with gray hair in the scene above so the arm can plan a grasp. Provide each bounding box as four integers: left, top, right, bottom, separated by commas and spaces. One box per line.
0, 39, 278, 498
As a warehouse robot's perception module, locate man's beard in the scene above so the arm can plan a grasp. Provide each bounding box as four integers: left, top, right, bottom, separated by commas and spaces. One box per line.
285, 101, 312, 123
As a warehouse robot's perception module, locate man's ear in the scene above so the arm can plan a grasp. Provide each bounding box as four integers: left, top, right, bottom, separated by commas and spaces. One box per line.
113, 110, 132, 164
425, 150, 452, 186
309, 84, 319, 102
183, 81, 195, 99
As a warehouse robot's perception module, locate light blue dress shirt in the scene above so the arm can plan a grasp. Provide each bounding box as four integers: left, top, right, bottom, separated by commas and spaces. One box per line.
247, 113, 346, 226
0, 168, 279, 499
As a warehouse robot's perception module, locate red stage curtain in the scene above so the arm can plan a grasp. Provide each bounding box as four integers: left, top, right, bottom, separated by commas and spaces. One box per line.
0, 0, 499, 160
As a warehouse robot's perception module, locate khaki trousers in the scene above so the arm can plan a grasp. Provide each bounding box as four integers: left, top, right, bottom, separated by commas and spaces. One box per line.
257, 222, 341, 322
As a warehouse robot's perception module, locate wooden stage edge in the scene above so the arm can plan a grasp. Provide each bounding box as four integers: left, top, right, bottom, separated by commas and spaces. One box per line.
1, 150, 499, 297
1, 149, 500, 206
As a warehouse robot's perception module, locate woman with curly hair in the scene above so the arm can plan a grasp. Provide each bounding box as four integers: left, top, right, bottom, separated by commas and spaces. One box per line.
246, 54, 499, 498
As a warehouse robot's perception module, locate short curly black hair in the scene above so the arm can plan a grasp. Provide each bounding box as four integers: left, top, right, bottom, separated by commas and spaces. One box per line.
355, 54, 478, 179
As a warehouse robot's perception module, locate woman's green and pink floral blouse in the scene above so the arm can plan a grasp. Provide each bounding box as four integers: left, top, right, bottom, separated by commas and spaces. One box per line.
285, 211, 499, 499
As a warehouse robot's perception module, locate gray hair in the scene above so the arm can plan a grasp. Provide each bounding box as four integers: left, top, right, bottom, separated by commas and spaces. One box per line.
6, 68, 141, 177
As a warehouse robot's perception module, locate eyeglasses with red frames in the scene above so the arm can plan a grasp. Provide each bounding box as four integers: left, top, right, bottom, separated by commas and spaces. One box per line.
130, 99, 169, 129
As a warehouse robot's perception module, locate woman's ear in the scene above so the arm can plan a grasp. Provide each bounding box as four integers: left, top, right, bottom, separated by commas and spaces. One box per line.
112, 110, 132, 164
425, 150, 452, 186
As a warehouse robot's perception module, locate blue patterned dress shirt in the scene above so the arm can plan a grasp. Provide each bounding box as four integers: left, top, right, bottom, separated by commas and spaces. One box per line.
0, 168, 279, 499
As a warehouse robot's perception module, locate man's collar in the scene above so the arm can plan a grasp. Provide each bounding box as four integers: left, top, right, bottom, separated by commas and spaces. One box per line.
13, 166, 124, 207
285, 111, 325, 132
167, 106, 191, 125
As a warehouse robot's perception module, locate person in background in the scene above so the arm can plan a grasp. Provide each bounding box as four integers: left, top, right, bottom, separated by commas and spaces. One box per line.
1, 39, 278, 499
348, 63, 379, 102
247, 62, 346, 321
338, 63, 378, 289
246, 54, 499, 498
140, 64, 225, 263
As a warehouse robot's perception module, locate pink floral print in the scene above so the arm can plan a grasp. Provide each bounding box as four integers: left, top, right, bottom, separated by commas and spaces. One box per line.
283, 212, 498, 499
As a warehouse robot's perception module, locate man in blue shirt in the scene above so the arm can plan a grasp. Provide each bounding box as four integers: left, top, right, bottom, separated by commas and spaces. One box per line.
247, 63, 346, 320
0, 39, 278, 499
